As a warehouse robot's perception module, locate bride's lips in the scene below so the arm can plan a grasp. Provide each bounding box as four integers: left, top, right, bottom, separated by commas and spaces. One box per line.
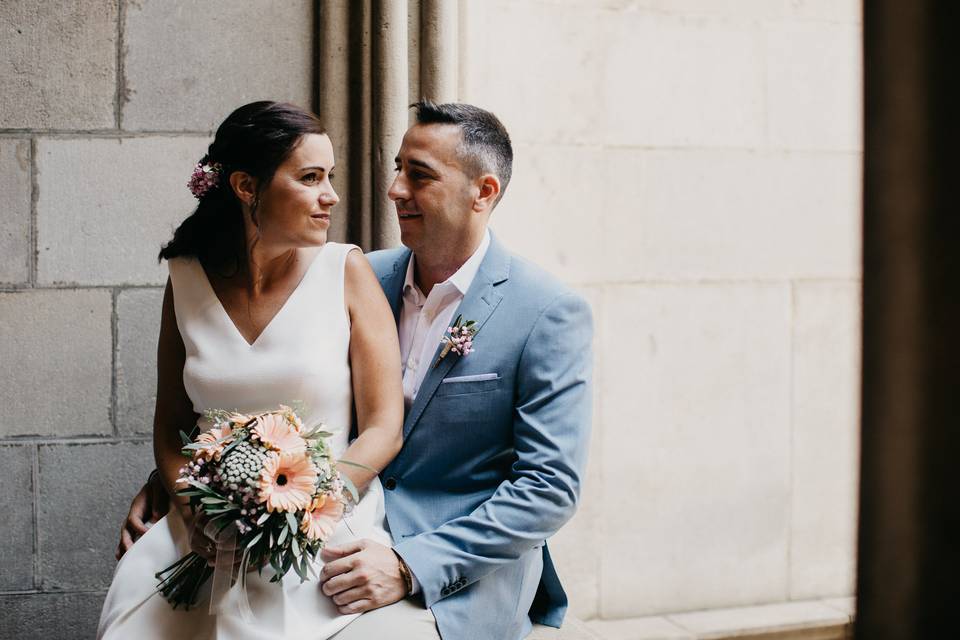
311, 212, 331, 221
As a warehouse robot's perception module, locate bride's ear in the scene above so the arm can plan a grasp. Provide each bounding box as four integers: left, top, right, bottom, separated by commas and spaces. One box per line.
228, 171, 259, 206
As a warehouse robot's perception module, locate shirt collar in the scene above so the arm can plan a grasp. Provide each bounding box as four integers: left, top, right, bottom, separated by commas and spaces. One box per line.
403, 230, 491, 299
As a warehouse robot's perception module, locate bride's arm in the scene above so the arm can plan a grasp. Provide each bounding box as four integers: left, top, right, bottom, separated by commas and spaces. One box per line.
339, 248, 404, 493
153, 278, 200, 519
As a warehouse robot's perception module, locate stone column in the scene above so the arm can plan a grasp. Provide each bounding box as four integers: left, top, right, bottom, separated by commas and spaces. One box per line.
420, 0, 458, 103
857, 2, 960, 638
317, 0, 460, 251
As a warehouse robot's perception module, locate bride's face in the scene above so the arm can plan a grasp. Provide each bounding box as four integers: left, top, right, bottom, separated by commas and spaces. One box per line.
254, 133, 339, 249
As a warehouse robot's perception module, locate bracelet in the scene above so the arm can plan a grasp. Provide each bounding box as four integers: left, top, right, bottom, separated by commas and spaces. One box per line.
392, 549, 413, 595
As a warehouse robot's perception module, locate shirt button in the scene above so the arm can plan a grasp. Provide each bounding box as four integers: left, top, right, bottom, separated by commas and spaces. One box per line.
384, 477, 398, 490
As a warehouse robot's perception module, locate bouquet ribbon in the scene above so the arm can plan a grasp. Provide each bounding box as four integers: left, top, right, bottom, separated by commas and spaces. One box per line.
203, 519, 254, 621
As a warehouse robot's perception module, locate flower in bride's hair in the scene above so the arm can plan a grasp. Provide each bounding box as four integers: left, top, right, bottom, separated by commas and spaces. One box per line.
253, 413, 307, 455
258, 452, 317, 513
194, 424, 234, 462
300, 494, 344, 542
188, 159, 222, 199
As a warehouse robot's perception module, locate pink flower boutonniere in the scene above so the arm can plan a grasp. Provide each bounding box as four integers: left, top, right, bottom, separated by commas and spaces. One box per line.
434, 314, 477, 368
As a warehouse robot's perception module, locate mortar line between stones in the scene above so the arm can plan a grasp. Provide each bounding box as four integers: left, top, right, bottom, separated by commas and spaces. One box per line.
114, 0, 127, 130
31, 444, 40, 590
0, 436, 151, 446
29, 138, 38, 287
111, 288, 120, 437
0, 588, 108, 597
1, 283, 165, 293
0, 130, 212, 137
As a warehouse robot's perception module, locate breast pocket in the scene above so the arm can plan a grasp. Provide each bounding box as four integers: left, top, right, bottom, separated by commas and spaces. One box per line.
435, 373, 501, 396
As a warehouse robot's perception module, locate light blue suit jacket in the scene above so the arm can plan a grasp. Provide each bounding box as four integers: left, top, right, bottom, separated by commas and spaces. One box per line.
366, 235, 593, 640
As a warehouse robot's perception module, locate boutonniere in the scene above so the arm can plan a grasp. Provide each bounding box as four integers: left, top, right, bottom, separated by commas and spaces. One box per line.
434, 314, 477, 368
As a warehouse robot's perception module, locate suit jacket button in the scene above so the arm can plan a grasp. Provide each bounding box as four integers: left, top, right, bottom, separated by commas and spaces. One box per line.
384, 477, 397, 490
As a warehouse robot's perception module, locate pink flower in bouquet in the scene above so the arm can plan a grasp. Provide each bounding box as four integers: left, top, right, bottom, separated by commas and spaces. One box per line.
300, 495, 344, 541
253, 413, 307, 454
194, 425, 234, 461
258, 452, 317, 512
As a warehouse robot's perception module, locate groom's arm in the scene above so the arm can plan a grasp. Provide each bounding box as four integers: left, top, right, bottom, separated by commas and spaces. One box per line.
393, 291, 594, 607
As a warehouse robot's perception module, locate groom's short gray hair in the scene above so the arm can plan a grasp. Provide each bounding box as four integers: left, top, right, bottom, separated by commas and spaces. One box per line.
412, 101, 513, 204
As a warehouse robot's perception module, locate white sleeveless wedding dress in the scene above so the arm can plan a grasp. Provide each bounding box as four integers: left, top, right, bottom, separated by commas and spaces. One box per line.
98, 242, 391, 640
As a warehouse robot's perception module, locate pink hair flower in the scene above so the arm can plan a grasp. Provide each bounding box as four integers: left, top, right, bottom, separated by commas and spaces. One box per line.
188, 160, 222, 199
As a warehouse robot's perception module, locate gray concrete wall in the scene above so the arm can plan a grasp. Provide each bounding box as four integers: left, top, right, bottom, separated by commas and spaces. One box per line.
0, 2, 313, 638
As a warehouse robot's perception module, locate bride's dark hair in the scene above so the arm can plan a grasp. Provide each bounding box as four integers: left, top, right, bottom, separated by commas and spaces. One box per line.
159, 101, 326, 272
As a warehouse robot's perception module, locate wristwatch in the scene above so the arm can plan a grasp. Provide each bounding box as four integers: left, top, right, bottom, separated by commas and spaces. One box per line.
392, 549, 413, 594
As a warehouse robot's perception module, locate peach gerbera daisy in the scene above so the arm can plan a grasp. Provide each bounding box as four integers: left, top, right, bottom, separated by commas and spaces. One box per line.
253, 413, 307, 454
194, 425, 233, 461
300, 494, 344, 542
257, 452, 317, 513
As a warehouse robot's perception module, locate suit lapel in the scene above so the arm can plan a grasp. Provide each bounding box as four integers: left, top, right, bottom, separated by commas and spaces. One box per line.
402, 236, 511, 438
378, 248, 411, 327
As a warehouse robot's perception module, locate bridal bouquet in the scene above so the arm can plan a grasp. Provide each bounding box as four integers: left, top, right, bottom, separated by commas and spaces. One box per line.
155, 405, 356, 609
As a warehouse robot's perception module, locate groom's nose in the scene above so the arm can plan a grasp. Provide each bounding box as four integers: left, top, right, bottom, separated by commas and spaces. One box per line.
388, 172, 408, 201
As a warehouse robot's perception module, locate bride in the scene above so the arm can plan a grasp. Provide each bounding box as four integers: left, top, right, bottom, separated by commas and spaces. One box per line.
98, 101, 404, 639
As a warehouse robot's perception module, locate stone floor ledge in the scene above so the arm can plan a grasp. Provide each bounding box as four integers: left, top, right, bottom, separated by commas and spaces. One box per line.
585, 597, 855, 640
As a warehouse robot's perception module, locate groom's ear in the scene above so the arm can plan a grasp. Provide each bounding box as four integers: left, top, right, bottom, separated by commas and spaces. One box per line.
473, 174, 501, 213
228, 171, 259, 206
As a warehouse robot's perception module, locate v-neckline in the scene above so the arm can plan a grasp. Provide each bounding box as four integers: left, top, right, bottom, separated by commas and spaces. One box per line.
197, 248, 324, 348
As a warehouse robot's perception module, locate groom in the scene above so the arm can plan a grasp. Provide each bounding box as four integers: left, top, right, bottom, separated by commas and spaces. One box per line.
120, 102, 593, 640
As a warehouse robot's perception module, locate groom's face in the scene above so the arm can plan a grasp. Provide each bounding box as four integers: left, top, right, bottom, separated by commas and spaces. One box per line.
389, 123, 479, 254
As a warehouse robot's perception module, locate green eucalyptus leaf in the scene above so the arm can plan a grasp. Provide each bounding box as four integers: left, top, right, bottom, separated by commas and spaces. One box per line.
285, 512, 298, 534
246, 531, 264, 549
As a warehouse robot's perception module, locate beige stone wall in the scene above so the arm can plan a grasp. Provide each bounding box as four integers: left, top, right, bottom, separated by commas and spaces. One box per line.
0, 2, 315, 636
462, 0, 862, 620
0, 0, 861, 635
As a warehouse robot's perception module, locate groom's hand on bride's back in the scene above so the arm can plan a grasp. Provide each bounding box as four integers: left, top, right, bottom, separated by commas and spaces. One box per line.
115, 472, 170, 560
319, 539, 409, 614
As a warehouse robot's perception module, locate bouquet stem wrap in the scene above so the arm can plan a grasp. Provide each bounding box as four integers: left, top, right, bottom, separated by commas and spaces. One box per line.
204, 519, 255, 621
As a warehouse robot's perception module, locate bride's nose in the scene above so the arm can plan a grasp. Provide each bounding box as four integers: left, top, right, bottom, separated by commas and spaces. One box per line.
319, 186, 339, 206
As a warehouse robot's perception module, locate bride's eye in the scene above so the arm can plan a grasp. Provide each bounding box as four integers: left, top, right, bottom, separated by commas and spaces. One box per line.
302, 173, 318, 183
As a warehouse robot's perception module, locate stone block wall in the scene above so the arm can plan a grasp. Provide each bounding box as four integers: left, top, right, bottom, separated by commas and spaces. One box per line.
463, 0, 863, 621
0, 0, 862, 636
0, 2, 313, 638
